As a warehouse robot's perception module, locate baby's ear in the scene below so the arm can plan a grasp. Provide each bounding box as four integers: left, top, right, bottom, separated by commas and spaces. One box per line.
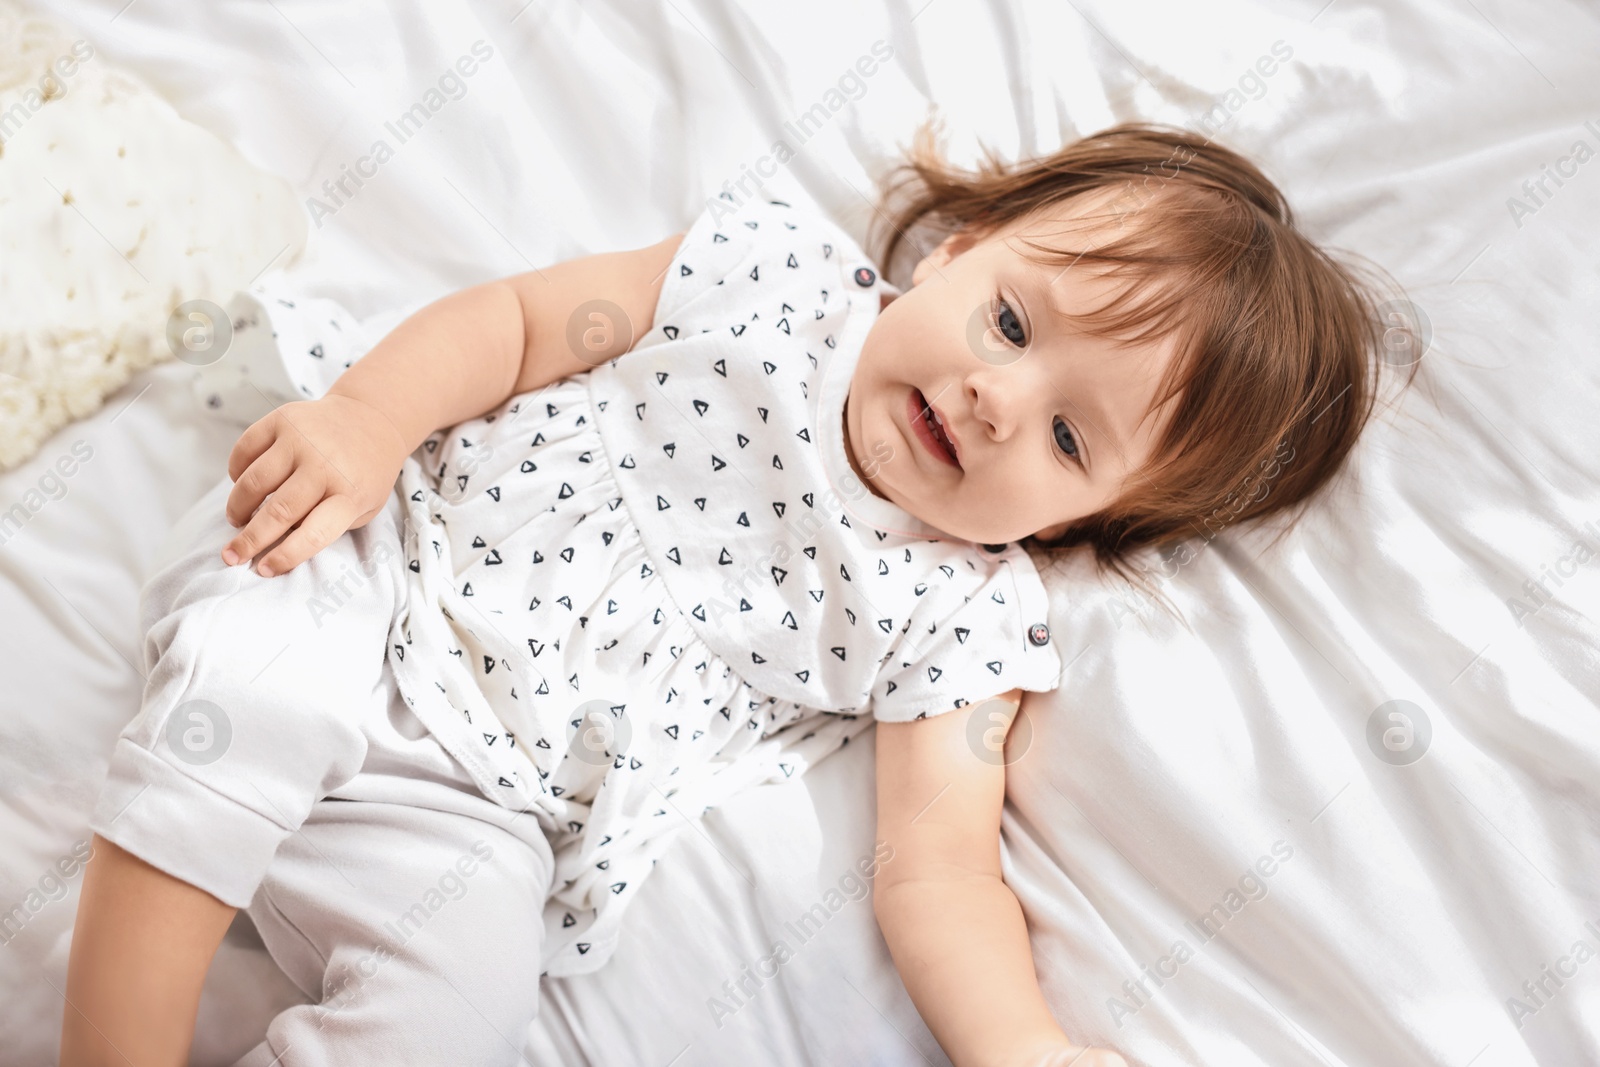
909, 224, 987, 286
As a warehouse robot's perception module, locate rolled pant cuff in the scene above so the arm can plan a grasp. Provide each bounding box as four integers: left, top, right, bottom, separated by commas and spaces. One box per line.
89, 738, 290, 909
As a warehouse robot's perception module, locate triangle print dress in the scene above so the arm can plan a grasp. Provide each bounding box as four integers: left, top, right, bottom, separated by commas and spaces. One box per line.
383, 195, 1064, 977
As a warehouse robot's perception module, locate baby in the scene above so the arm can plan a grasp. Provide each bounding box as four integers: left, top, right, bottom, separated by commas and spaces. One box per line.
62, 123, 1398, 1067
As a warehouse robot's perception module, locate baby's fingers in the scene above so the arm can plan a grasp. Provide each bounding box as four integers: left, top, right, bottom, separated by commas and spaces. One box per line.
225, 438, 295, 528
221, 469, 324, 573
253, 495, 360, 578
227, 411, 282, 483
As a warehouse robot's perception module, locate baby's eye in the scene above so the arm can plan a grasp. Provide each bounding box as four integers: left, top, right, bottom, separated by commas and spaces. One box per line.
1052, 415, 1080, 461
995, 299, 1027, 347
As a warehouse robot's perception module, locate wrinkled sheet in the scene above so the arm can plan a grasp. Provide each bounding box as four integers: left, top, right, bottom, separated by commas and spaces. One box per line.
2, 1, 1597, 1064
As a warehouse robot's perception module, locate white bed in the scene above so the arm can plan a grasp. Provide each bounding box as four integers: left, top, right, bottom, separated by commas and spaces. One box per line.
3, 1, 1598, 1064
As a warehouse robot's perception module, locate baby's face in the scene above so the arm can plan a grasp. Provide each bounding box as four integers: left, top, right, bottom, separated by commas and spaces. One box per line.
844, 204, 1183, 545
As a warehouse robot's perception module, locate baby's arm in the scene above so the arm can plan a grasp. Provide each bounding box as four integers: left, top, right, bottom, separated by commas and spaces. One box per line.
220, 230, 684, 576
873, 692, 1130, 1067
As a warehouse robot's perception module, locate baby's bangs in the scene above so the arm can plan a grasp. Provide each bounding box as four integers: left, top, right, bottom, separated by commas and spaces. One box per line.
1005, 183, 1268, 414
1013, 233, 1202, 344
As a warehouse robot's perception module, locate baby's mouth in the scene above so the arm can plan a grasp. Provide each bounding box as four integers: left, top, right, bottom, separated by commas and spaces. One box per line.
912, 388, 961, 468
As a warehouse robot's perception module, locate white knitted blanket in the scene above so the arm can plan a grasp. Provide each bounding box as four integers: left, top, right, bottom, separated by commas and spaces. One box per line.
0, 1, 305, 470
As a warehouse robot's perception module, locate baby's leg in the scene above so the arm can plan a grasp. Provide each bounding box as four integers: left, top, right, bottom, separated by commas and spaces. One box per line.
62, 475, 407, 1064
62, 836, 239, 1065
233, 778, 555, 1067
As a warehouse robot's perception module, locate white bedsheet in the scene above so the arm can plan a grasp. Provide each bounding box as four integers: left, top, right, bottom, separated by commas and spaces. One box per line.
2, 1, 1597, 1065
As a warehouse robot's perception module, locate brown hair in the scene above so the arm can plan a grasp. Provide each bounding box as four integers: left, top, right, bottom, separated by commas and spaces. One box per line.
870, 121, 1417, 593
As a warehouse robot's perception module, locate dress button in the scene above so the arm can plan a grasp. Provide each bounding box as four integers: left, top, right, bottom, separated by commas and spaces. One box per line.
1028, 622, 1051, 646
853, 266, 877, 287
981, 542, 1007, 553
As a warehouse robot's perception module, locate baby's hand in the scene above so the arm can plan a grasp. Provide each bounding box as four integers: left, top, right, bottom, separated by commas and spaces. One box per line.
220, 393, 411, 576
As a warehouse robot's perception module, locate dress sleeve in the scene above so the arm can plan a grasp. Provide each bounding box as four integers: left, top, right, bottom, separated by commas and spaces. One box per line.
191, 280, 371, 428
628, 195, 796, 352
868, 548, 1062, 723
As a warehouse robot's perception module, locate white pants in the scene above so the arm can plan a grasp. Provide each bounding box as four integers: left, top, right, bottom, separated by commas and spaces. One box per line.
90, 476, 555, 1066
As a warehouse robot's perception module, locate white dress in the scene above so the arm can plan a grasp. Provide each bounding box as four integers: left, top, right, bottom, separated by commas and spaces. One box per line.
205, 196, 1063, 978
